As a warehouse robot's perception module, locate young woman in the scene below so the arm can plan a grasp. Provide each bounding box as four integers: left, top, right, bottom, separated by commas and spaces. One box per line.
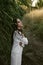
11, 18, 28, 65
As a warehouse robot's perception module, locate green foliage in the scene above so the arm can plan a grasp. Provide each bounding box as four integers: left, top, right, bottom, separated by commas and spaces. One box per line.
38, 0, 43, 7
0, 0, 25, 65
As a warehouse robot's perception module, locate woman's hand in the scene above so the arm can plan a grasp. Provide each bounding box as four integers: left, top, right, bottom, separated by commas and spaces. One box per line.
19, 42, 22, 47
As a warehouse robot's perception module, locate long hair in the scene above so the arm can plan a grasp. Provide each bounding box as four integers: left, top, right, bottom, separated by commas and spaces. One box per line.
11, 18, 23, 47
13, 18, 18, 31
13, 18, 23, 33
11, 18, 17, 48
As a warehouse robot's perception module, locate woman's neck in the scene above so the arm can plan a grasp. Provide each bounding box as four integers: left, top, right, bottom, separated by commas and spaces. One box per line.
17, 29, 23, 33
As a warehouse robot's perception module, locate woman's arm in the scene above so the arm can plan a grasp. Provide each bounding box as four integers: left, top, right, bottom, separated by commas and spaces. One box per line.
22, 37, 28, 45
19, 37, 28, 47
13, 31, 28, 47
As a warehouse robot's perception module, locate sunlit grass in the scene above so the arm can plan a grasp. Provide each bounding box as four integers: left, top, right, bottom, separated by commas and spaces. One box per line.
22, 8, 43, 41
23, 8, 43, 23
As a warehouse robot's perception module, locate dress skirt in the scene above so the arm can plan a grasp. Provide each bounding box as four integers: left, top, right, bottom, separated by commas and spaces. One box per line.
11, 45, 23, 65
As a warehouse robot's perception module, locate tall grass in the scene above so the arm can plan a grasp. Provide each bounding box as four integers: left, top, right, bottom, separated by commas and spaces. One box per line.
23, 8, 43, 41
22, 9, 43, 65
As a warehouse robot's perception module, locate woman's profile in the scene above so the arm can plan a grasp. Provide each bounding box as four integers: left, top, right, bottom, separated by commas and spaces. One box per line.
11, 18, 28, 65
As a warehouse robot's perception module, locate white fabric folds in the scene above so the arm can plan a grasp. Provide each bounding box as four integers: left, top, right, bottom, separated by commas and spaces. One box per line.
11, 30, 28, 65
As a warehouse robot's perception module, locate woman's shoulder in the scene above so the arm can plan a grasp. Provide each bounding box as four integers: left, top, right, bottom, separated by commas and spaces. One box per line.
13, 30, 18, 34
13, 30, 20, 37
13, 30, 24, 38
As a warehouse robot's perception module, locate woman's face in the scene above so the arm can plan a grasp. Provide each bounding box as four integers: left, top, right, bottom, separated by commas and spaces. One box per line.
17, 19, 23, 29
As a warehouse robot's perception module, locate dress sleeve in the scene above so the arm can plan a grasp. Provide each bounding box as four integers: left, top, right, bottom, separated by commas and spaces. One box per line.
13, 31, 16, 40
21, 37, 28, 45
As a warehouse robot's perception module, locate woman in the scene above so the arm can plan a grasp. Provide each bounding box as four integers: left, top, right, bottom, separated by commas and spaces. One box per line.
11, 18, 28, 65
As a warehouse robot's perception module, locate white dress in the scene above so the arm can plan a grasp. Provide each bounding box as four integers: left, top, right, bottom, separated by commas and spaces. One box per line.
11, 30, 28, 65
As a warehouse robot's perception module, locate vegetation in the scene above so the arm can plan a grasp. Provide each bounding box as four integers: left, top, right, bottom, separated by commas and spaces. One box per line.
22, 9, 43, 65
0, 0, 43, 65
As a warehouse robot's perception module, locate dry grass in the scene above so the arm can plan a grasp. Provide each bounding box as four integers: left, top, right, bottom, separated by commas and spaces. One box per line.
22, 8, 43, 41
23, 8, 43, 23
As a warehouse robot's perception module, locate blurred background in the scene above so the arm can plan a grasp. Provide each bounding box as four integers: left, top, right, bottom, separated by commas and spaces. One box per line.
0, 0, 43, 65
